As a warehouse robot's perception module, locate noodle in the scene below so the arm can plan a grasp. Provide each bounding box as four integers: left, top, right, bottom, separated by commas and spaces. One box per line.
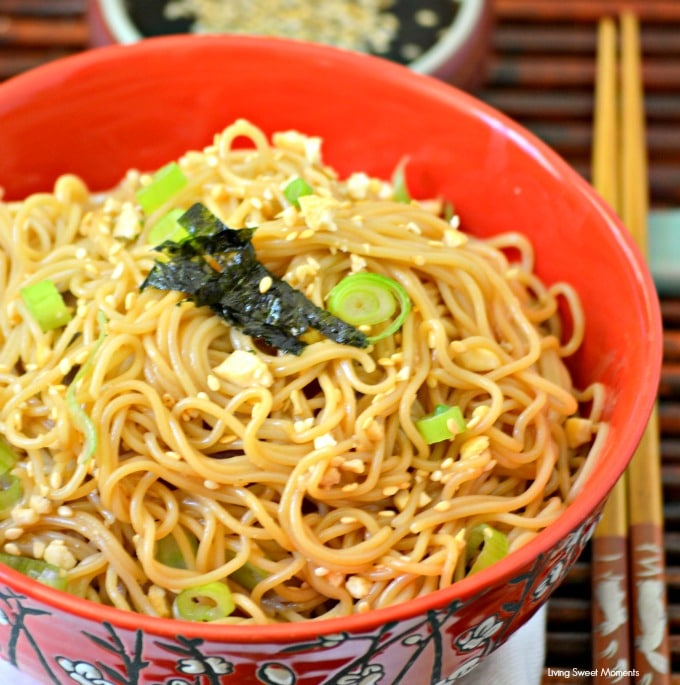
0, 119, 605, 623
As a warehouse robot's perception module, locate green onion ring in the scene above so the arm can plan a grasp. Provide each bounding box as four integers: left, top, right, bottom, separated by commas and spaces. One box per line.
173, 581, 235, 622
327, 272, 411, 343
466, 524, 509, 576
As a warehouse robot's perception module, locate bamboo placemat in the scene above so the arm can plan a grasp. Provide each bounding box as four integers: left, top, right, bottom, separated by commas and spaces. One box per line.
0, 1, 678, 683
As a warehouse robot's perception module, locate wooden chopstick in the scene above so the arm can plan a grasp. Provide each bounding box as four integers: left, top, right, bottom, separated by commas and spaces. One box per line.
591, 12, 671, 684
590, 18, 632, 683
619, 12, 671, 684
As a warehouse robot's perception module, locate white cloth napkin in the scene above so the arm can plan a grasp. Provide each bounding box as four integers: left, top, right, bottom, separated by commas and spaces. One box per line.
0, 605, 546, 685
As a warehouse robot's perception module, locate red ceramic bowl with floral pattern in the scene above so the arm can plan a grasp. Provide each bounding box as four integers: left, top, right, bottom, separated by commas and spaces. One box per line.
0, 35, 662, 685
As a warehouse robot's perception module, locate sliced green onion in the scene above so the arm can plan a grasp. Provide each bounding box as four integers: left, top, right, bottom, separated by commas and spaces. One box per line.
147, 207, 189, 245
442, 200, 457, 222
20, 280, 72, 332
228, 559, 268, 591
326, 273, 411, 343
391, 157, 411, 204
0, 552, 67, 590
66, 311, 107, 464
136, 162, 188, 214
0, 437, 18, 474
173, 581, 235, 622
283, 177, 313, 208
0, 474, 22, 512
156, 532, 197, 569
415, 404, 466, 444
466, 524, 509, 576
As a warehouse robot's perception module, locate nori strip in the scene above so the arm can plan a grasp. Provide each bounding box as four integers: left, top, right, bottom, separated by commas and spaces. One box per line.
141, 203, 369, 355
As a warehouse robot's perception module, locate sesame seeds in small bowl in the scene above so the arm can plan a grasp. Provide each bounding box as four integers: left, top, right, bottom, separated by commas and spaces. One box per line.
88, 0, 493, 89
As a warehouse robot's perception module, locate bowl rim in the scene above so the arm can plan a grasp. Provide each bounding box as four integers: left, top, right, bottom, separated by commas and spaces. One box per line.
410, 0, 490, 74
0, 33, 663, 643
93, 0, 490, 75
96, 0, 141, 43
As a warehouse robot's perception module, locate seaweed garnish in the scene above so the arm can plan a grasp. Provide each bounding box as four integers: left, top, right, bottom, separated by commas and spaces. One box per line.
141, 203, 368, 355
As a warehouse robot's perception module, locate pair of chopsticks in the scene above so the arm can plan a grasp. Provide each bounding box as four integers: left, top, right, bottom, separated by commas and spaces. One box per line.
590, 13, 671, 685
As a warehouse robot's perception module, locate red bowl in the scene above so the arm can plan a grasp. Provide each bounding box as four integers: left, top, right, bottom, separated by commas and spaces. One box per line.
0, 35, 662, 685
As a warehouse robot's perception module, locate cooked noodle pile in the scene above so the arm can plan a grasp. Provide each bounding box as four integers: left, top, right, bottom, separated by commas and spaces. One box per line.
0, 119, 605, 623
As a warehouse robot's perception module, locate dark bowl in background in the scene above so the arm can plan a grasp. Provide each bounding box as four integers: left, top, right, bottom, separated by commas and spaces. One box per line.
87, 0, 494, 89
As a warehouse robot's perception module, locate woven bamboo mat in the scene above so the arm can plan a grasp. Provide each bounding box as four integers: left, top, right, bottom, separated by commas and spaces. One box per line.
0, 1, 677, 683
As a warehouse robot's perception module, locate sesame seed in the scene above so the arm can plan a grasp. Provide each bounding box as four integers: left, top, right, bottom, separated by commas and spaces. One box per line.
57, 505, 74, 517
293, 418, 314, 433
415, 9, 439, 27
207, 374, 220, 391
299, 229, 315, 240
258, 276, 273, 294
203, 479, 219, 490
382, 485, 399, 497
401, 43, 423, 61
378, 509, 396, 518
434, 501, 452, 512
3, 543, 20, 555
5, 527, 24, 540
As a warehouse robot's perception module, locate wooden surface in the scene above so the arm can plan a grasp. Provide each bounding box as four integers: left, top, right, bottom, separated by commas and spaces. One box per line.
0, 1, 677, 683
